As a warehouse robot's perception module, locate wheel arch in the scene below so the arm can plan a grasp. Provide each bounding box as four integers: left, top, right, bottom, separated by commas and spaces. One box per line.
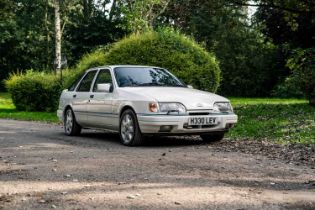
119, 105, 137, 118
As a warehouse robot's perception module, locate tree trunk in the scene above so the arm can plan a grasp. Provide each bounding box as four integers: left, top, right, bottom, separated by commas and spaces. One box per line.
45, 0, 50, 69
54, 0, 62, 72
109, 0, 117, 21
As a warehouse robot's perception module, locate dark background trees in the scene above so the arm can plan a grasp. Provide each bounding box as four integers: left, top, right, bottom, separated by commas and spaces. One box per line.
0, 0, 314, 102
0, 0, 127, 90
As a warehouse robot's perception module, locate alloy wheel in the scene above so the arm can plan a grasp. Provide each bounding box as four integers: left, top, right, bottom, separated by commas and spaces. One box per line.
120, 113, 135, 144
65, 109, 73, 134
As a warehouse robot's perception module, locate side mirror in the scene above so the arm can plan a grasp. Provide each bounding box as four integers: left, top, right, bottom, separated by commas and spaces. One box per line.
97, 83, 112, 92
187, 85, 194, 89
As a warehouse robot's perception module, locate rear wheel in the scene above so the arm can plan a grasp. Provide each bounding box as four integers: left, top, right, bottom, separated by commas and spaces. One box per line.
119, 109, 143, 146
64, 108, 81, 136
200, 132, 225, 142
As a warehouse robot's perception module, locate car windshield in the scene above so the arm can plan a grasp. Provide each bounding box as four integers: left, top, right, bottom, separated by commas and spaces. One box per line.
114, 67, 186, 87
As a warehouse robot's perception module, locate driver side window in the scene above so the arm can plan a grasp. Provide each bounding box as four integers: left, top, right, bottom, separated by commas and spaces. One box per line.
93, 69, 113, 92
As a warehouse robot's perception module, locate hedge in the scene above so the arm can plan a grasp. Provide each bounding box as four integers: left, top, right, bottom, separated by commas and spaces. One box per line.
104, 28, 220, 92
5, 71, 62, 112
5, 28, 221, 111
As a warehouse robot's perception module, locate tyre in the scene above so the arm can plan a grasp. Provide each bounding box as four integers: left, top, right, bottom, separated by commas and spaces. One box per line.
119, 109, 143, 146
64, 108, 81, 136
200, 132, 225, 142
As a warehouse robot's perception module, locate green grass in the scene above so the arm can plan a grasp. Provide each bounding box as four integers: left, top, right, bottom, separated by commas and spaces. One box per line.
0, 92, 58, 123
230, 97, 307, 105
228, 98, 315, 144
1, 93, 314, 144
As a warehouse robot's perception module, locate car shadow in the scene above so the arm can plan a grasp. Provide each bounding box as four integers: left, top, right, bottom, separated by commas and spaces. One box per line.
72, 130, 206, 148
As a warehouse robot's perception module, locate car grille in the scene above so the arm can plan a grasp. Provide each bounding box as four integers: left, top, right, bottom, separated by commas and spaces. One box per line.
183, 123, 217, 129
188, 112, 210, 116
188, 110, 220, 115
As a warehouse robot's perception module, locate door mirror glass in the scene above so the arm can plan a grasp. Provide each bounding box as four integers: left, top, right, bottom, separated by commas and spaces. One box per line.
97, 83, 112, 92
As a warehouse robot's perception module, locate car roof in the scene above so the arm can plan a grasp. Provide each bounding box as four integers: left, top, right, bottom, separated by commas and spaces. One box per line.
86, 65, 160, 72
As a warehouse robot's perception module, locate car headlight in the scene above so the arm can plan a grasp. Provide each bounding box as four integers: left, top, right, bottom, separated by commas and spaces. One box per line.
158, 102, 186, 115
213, 102, 233, 113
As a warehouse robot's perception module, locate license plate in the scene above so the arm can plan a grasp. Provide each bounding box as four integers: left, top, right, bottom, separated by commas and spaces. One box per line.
188, 117, 217, 126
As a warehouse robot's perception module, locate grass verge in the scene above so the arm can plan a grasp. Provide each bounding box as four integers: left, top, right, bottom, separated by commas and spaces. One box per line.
1, 93, 314, 144
0, 92, 58, 123
229, 98, 315, 144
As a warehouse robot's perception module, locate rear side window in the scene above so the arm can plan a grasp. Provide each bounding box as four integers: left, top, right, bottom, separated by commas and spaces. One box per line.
68, 73, 84, 91
77, 71, 97, 92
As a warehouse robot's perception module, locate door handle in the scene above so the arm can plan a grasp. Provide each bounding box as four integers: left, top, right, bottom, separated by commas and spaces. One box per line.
73, 94, 77, 98
90, 95, 94, 98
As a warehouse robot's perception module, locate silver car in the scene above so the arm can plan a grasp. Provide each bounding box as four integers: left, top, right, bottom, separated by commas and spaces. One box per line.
57, 65, 237, 146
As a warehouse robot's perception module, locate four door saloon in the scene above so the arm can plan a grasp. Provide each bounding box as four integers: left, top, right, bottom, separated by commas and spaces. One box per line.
57, 65, 237, 146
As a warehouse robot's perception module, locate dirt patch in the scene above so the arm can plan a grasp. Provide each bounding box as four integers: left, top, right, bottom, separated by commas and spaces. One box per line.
211, 139, 315, 167
0, 119, 314, 210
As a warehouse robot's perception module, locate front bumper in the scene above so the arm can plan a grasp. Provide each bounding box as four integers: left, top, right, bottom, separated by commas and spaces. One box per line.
137, 113, 238, 134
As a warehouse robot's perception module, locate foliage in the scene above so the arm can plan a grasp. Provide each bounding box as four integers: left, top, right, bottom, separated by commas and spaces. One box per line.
63, 49, 107, 88
286, 48, 315, 105
271, 77, 304, 98
159, 0, 285, 96
118, 0, 170, 32
1, 0, 313, 99
229, 98, 315, 145
104, 28, 221, 92
253, 0, 315, 99
0, 92, 14, 109
0, 0, 54, 90
0, 0, 126, 91
0, 92, 58, 122
5, 28, 220, 112
64, 2, 127, 65
5, 71, 62, 112
254, 0, 315, 48
4, 47, 108, 112
214, 24, 281, 96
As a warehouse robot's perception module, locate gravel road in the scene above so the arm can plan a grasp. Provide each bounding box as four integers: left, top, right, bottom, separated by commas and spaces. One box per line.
0, 119, 314, 210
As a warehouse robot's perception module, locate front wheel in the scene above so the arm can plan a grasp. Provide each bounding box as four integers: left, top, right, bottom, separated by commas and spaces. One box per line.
200, 132, 225, 142
64, 108, 81, 136
119, 109, 143, 146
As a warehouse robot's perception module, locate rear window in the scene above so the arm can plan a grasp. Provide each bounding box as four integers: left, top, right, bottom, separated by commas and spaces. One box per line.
68, 73, 84, 91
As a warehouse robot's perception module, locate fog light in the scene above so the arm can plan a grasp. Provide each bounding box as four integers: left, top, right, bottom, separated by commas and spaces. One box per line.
159, 125, 173, 132
225, 123, 235, 129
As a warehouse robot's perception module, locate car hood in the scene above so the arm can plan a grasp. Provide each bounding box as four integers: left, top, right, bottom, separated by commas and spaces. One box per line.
119, 87, 229, 110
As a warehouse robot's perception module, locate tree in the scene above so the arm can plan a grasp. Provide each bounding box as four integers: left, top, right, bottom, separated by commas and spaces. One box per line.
287, 48, 315, 105
54, 0, 62, 72
0, 0, 126, 90
64, 0, 127, 64
118, 0, 171, 33
158, 0, 284, 96
254, 0, 315, 48
253, 0, 315, 99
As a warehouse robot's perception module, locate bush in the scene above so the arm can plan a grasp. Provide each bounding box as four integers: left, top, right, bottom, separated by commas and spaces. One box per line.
271, 77, 304, 98
5, 70, 62, 112
5, 49, 107, 112
286, 48, 315, 105
63, 49, 107, 88
5, 29, 220, 111
104, 28, 220, 92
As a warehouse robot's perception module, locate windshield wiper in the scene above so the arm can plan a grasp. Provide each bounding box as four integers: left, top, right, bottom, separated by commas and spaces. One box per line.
138, 82, 163, 86
168, 84, 185, 87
